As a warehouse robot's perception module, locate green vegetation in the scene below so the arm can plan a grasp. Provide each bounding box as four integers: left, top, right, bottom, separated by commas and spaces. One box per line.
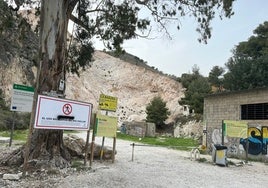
146, 96, 170, 129
0, 129, 28, 142
180, 22, 268, 115
208, 66, 225, 92
117, 133, 198, 151
179, 65, 211, 114
71, 160, 86, 171
198, 158, 208, 163
0, 130, 198, 151
209, 21, 268, 91
0, 111, 31, 131
0, 89, 31, 131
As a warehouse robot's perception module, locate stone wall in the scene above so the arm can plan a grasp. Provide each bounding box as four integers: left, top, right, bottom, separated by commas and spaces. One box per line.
203, 88, 268, 161
122, 121, 155, 137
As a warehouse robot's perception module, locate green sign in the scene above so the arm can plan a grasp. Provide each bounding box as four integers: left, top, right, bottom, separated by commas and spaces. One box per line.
13, 84, 34, 92
10, 83, 34, 112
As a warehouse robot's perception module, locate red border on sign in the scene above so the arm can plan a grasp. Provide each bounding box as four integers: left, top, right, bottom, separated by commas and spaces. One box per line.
34, 95, 93, 130
62, 103, 72, 115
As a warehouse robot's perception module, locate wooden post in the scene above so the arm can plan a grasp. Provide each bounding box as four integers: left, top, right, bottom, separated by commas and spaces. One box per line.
90, 113, 97, 167
222, 120, 224, 145
100, 136, 105, 162
100, 111, 108, 162
131, 143, 135, 162
112, 136, 116, 163
84, 128, 90, 166
84, 110, 94, 166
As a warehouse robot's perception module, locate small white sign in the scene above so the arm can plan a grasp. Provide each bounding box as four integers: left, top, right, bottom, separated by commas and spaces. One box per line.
10, 84, 34, 112
34, 95, 92, 130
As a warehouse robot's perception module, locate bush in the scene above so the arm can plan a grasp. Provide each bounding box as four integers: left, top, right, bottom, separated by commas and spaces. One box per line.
146, 96, 170, 129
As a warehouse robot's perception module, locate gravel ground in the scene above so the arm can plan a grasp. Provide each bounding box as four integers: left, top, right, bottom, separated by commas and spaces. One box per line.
1, 132, 268, 188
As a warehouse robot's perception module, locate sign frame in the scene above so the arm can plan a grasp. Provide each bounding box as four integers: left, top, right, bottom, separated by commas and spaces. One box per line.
10, 83, 34, 112
95, 113, 118, 137
223, 120, 248, 138
34, 95, 93, 130
98, 94, 118, 112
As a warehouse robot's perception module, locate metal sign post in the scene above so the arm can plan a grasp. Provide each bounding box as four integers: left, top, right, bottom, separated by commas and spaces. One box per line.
9, 112, 16, 147
10, 83, 34, 147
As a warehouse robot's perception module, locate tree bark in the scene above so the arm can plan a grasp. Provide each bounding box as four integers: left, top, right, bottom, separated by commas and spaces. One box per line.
26, 0, 71, 168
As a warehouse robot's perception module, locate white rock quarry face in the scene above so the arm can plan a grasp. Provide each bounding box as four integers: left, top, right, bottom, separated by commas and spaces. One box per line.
1, 51, 184, 126
66, 51, 185, 125
127, 114, 145, 122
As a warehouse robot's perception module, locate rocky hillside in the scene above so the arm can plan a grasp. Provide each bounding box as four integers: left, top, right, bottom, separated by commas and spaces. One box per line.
0, 1, 38, 93
66, 51, 185, 123
0, 3, 185, 125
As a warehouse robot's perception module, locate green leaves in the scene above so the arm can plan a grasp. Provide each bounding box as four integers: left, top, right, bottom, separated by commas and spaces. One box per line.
223, 22, 268, 91
179, 66, 211, 114
208, 66, 225, 91
146, 96, 170, 128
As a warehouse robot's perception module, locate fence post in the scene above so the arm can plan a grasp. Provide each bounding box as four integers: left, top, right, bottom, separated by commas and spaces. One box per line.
131, 143, 135, 162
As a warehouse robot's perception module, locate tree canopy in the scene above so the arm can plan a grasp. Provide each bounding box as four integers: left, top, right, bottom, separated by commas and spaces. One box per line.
223, 21, 268, 91
8, 0, 236, 72
179, 66, 211, 114
208, 65, 225, 91
146, 96, 170, 129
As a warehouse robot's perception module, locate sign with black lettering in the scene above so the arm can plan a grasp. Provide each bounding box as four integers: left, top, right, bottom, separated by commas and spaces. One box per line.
99, 94, 118, 112
10, 83, 34, 112
34, 95, 92, 130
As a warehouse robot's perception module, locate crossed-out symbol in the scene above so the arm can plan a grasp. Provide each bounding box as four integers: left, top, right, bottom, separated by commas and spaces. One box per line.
62, 103, 72, 115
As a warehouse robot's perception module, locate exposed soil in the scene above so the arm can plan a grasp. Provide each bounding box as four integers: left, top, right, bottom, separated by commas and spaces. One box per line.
1, 132, 268, 188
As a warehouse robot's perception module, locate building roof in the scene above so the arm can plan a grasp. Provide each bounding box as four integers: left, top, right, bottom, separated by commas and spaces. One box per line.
205, 87, 268, 99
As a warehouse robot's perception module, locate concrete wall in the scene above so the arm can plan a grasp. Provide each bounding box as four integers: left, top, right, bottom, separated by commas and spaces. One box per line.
122, 121, 155, 137
203, 88, 268, 161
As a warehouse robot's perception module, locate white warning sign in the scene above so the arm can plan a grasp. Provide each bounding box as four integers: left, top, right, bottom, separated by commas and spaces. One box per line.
34, 95, 92, 130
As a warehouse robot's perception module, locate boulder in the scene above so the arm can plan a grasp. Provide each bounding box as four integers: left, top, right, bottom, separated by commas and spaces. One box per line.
63, 134, 115, 160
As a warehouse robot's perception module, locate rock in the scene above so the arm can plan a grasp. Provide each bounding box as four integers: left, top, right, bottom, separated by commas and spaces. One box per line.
3, 172, 22, 180
174, 120, 203, 140
63, 134, 115, 160
0, 137, 10, 143
64, 134, 85, 158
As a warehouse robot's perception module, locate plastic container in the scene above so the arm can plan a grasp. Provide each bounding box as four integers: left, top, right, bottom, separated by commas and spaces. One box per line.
212, 144, 228, 166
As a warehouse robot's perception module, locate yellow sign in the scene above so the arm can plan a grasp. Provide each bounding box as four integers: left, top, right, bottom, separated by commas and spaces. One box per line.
95, 113, 117, 137
224, 120, 248, 138
216, 150, 225, 159
99, 94, 118, 112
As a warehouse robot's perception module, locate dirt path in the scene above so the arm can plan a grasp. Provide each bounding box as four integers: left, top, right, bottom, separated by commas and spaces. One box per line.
56, 132, 268, 188
1, 132, 267, 188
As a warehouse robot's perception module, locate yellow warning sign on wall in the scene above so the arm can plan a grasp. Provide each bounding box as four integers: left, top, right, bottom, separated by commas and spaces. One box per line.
98, 94, 118, 112
224, 120, 248, 138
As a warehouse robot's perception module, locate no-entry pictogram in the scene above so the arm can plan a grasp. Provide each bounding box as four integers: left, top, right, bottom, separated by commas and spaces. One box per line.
34, 95, 93, 130
62, 103, 72, 115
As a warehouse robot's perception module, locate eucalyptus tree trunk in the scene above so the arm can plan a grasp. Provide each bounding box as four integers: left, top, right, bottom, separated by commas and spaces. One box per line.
26, 0, 71, 168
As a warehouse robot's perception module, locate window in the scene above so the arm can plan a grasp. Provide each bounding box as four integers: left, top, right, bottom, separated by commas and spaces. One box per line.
241, 103, 268, 120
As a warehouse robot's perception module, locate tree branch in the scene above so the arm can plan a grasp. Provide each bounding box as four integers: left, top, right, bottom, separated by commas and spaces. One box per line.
69, 14, 89, 30
135, 0, 150, 5
9, 0, 24, 11
68, 0, 79, 15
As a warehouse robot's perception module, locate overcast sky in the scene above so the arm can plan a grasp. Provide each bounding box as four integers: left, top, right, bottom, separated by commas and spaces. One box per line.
95, 0, 268, 77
